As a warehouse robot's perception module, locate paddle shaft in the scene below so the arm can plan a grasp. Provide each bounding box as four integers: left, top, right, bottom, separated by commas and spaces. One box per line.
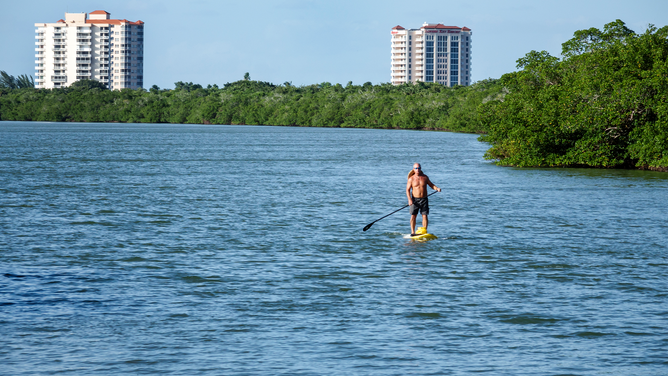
363, 191, 438, 231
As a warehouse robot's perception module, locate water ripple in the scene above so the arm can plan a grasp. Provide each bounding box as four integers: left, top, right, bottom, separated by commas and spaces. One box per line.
1, 122, 667, 375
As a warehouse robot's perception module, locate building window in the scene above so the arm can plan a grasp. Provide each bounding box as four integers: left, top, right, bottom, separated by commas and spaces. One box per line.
426, 40, 434, 82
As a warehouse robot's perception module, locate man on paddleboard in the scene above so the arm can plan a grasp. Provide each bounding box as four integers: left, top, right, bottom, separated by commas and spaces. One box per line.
406, 163, 441, 236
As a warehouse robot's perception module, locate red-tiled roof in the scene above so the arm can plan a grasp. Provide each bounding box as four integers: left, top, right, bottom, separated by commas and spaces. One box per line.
86, 19, 121, 25
86, 19, 144, 25
392, 25, 405, 30
89, 10, 109, 14
422, 24, 461, 30
57, 19, 65, 23
462, 27, 471, 31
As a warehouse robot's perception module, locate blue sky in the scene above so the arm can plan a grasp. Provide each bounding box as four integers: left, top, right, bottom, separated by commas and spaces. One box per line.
2, 0, 667, 89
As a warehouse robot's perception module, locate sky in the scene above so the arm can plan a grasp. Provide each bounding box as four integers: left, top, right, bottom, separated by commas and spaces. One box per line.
2, 0, 668, 89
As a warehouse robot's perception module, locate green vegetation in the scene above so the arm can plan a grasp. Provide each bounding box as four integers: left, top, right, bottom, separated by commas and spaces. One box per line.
70, 79, 107, 90
0, 70, 34, 89
0, 78, 503, 133
2, 20, 666, 171
480, 20, 668, 171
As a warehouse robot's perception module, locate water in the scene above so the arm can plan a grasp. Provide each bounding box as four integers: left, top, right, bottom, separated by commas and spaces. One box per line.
1, 122, 667, 375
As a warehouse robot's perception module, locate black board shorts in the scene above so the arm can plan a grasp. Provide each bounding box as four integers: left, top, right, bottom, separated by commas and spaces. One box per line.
410, 196, 429, 215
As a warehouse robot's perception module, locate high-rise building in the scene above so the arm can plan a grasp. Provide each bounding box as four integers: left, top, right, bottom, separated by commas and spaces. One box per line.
35, 11, 144, 90
391, 23, 471, 86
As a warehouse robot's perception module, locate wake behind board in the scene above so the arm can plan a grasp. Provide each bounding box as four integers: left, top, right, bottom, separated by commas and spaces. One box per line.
404, 227, 438, 241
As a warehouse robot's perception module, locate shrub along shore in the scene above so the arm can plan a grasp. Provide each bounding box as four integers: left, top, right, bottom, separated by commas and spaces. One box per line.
479, 20, 668, 172
0, 78, 503, 133
1, 20, 666, 171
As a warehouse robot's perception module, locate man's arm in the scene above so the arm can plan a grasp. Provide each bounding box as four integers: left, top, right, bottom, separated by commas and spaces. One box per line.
406, 177, 413, 205
426, 177, 442, 192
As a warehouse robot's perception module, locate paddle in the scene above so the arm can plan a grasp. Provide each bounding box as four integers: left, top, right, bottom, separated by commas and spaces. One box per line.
363, 191, 439, 231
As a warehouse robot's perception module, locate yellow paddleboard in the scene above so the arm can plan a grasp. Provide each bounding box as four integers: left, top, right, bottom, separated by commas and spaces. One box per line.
405, 227, 438, 241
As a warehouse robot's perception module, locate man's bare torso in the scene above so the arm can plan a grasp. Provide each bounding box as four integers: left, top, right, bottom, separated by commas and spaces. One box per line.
409, 174, 430, 198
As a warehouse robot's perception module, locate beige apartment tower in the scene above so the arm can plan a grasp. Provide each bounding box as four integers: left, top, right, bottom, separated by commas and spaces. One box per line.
35, 10, 144, 90
391, 23, 471, 86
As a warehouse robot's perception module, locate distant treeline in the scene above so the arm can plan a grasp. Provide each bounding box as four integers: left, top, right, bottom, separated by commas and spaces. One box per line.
479, 20, 668, 171
0, 78, 504, 133
2, 19, 666, 171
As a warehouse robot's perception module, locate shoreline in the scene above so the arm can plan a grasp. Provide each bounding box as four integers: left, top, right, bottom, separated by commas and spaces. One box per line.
2, 119, 664, 173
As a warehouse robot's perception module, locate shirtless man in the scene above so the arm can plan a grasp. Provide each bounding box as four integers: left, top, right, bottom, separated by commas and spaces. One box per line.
406, 163, 441, 235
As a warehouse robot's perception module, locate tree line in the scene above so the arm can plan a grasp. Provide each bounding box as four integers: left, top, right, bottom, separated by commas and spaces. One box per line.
479, 20, 668, 171
2, 19, 666, 171
0, 77, 504, 133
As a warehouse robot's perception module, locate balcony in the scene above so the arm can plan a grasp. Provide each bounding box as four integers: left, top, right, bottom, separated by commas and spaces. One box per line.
51, 76, 67, 82
77, 28, 92, 33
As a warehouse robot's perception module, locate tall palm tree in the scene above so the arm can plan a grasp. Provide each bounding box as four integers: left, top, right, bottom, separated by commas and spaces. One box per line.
0, 70, 17, 88
0, 70, 35, 88
16, 74, 35, 89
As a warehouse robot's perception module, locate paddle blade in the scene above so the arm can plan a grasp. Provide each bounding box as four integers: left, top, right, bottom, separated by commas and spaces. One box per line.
363, 223, 373, 231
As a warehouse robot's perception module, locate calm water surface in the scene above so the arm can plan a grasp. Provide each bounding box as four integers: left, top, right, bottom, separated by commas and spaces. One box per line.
1, 122, 667, 375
